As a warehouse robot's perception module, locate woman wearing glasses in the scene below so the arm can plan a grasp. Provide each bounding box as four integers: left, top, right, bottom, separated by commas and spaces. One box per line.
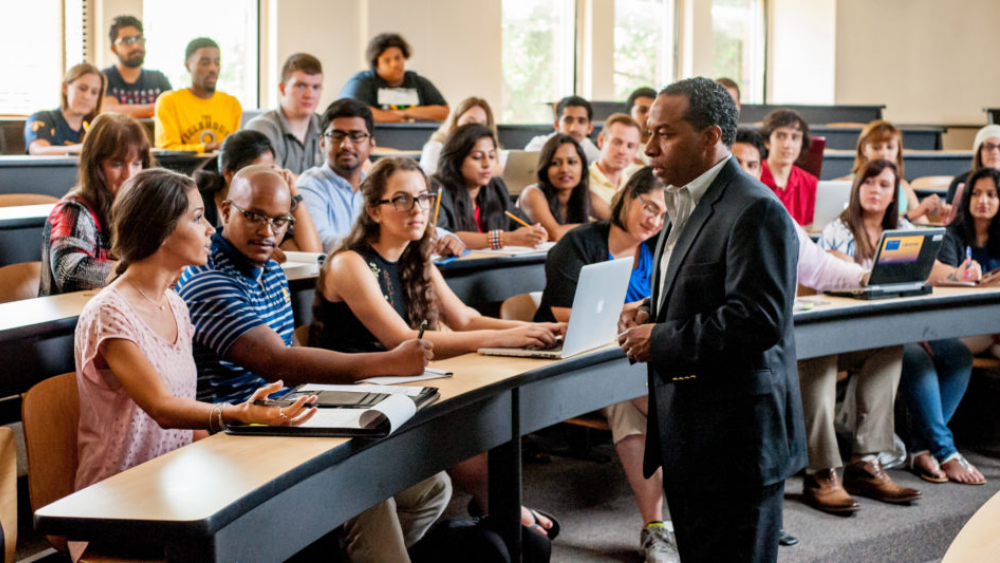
309, 157, 564, 557
195, 129, 321, 257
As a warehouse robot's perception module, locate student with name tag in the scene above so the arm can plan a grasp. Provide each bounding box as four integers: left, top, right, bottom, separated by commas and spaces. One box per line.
433, 123, 548, 249
25, 63, 105, 155
40, 113, 153, 296
193, 129, 321, 258
311, 156, 564, 555
517, 134, 592, 241
759, 109, 818, 226
819, 160, 978, 486
340, 33, 449, 123
419, 97, 506, 175
533, 167, 678, 562
70, 168, 315, 561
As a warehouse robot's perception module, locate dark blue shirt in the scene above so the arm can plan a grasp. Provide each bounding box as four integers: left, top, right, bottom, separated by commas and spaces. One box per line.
339, 69, 447, 110
937, 226, 1000, 274
24, 110, 84, 151
176, 232, 294, 404
102, 66, 172, 105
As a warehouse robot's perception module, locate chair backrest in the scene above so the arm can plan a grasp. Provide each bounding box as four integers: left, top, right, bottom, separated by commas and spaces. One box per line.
0, 262, 41, 304
0, 194, 59, 207
0, 427, 16, 563
294, 324, 310, 346
21, 372, 80, 553
499, 292, 542, 321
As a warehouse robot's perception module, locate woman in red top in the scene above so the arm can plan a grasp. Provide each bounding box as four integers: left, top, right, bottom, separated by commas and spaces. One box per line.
759, 109, 818, 226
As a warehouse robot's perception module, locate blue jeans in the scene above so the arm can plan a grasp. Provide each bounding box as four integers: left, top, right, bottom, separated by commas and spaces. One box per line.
898, 339, 973, 461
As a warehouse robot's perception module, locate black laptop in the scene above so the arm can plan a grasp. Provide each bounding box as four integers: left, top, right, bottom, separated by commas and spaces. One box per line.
826, 228, 945, 300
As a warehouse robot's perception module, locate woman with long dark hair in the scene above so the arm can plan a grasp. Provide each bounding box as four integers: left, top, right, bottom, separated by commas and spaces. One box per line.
518, 133, 592, 242
432, 123, 548, 250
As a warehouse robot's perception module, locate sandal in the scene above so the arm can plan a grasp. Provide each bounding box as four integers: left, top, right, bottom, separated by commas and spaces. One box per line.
941, 453, 987, 486
907, 451, 948, 483
468, 500, 561, 540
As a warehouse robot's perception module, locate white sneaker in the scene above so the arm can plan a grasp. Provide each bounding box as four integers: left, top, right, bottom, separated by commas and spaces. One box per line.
640, 524, 680, 563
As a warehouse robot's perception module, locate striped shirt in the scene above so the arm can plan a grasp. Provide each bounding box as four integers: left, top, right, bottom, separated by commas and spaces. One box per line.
176, 232, 294, 403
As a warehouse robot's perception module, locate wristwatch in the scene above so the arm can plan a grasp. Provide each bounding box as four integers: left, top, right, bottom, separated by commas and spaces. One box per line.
291, 194, 304, 209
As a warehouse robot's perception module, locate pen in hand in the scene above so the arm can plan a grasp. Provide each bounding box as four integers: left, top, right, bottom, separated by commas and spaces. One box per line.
418, 319, 428, 339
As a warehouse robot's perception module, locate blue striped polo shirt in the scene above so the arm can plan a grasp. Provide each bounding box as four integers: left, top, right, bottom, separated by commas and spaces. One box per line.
176, 232, 295, 403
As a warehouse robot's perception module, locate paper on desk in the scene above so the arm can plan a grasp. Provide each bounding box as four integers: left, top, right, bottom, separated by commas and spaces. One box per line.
299, 394, 415, 435
298, 383, 424, 397
359, 368, 453, 385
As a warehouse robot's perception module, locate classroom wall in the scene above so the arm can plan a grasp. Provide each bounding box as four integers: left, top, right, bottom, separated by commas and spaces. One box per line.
835, 0, 999, 126
766, 0, 836, 105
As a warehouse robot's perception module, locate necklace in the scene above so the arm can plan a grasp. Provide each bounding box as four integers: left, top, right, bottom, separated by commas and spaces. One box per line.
126, 278, 167, 311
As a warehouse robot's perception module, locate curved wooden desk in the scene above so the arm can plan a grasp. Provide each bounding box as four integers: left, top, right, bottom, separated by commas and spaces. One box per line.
942, 488, 1000, 562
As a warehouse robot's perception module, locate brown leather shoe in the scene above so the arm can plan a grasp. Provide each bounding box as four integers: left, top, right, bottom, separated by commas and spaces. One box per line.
843, 458, 921, 504
803, 468, 861, 514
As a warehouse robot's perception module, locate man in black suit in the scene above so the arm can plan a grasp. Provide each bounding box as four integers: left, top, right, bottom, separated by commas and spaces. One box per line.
617, 77, 807, 563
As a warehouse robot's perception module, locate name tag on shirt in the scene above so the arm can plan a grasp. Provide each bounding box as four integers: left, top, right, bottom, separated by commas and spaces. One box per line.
377, 88, 420, 109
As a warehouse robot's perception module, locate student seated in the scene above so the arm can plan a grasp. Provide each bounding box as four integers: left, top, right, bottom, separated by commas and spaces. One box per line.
524, 96, 601, 164
244, 53, 325, 173
835, 120, 948, 224
339, 33, 449, 123
25, 63, 105, 155
71, 168, 314, 561
40, 113, 152, 296
732, 127, 766, 179
759, 109, 818, 226
626, 87, 657, 165
154, 37, 241, 152
947, 124, 1000, 205
433, 123, 548, 249
820, 159, 977, 488
193, 130, 321, 255
715, 77, 741, 113
420, 96, 506, 175
518, 134, 592, 241
588, 113, 642, 219
310, 156, 563, 552
176, 165, 450, 563
101, 15, 172, 118
533, 167, 676, 562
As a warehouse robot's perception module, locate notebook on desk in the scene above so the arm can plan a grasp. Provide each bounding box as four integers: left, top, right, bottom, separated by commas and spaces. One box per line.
478, 257, 633, 359
826, 228, 945, 300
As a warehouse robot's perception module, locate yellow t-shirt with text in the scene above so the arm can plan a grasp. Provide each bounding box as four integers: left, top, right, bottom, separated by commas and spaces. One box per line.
154, 89, 242, 152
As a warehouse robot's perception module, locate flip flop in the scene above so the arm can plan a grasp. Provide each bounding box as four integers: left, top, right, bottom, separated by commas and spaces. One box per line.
941, 453, 987, 486
527, 508, 560, 540
907, 451, 948, 484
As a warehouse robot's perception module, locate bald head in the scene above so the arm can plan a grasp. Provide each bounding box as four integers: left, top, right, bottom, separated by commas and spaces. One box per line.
222, 164, 294, 264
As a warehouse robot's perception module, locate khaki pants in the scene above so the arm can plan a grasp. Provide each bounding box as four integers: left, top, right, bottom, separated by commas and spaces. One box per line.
602, 398, 647, 445
344, 471, 452, 563
797, 346, 903, 470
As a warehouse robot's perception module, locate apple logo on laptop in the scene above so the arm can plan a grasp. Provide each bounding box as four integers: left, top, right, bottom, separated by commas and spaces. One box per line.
596, 299, 604, 314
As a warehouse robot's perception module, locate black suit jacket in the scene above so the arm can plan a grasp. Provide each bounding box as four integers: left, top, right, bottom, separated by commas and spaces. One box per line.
642, 157, 807, 493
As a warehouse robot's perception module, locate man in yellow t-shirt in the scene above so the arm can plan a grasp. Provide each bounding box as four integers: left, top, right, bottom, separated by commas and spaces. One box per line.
589, 113, 642, 219
154, 37, 242, 152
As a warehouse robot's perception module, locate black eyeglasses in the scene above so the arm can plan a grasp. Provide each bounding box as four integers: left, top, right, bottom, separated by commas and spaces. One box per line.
227, 200, 295, 230
378, 193, 437, 212
117, 35, 146, 46
323, 130, 370, 144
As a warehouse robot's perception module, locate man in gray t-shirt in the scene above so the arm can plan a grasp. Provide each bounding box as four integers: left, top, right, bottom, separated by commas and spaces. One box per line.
244, 53, 324, 174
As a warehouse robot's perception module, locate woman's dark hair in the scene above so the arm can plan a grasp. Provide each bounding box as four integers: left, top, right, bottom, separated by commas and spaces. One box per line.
838, 159, 900, 265
194, 130, 274, 195
111, 168, 196, 276
327, 157, 439, 330
432, 123, 508, 232
366, 33, 411, 69
610, 167, 662, 231
952, 167, 1000, 257
70, 112, 154, 231
759, 108, 811, 155
535, 133, 590, 225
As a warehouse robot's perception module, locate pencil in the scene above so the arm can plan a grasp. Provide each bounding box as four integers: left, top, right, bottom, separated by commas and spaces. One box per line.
418, 319, 428, 339
433, 191, 442, 226
505, 211, 532, 229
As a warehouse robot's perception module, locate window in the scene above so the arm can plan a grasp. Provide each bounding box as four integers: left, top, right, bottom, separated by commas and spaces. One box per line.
501, 0, 576, 123
0, 0, 63, 115
613, 0, 675, 101
710, 0, 765, 103
142, 0, 259, 108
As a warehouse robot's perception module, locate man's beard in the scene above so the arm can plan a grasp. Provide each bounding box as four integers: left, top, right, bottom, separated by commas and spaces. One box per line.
121, 53, 145, 68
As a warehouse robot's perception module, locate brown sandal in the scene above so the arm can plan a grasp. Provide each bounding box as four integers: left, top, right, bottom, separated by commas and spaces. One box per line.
907, 451, 948, 483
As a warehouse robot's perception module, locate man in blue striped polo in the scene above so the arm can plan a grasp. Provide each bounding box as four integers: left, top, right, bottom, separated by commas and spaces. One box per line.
176, 165, 450, 562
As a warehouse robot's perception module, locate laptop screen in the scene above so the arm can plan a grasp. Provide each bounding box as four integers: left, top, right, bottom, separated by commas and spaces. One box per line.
868, 228, 945, 286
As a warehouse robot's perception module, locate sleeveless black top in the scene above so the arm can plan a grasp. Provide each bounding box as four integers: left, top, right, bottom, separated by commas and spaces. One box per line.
309, 244, 410, 353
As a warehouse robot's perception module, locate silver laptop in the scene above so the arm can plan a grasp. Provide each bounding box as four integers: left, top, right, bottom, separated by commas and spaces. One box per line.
502, 150, 541, 196
826, 228, 945, 300
479, 257, 634, 359
809, 181, 852, 233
